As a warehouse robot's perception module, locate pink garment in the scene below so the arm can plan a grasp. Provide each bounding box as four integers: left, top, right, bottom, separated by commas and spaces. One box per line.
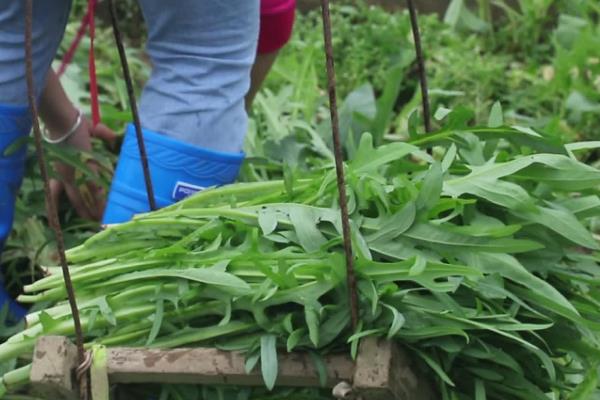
258, 0, 296, 54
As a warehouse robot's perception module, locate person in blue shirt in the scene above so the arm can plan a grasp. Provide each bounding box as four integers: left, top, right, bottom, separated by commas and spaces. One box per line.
0, 0, 298, 243
0, 0, 295, 317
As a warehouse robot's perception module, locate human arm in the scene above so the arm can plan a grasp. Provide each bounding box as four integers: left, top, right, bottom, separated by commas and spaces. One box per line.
39, 69, 116, 221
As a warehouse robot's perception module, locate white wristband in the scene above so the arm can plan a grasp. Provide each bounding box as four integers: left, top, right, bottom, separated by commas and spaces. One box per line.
42, 108, 83, 145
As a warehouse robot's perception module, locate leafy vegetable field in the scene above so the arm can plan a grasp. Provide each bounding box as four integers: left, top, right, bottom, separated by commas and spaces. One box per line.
2, 1, 600, 399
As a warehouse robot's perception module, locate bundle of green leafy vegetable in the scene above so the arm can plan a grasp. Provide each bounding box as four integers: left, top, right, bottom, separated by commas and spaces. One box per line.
1, 118, 600, 399
7, 1, 600, 335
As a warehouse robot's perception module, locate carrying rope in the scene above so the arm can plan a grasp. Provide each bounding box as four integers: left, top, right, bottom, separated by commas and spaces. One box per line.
56, 4, 91, 76
406, 0, 432, 133
87, 0, 101, 127
318, 0, 432, 330
107, 0, 157, 211
57, 0, 101, 127
24, 2, 89, 399
58, 0, 157, 211
319, 0, 360, 330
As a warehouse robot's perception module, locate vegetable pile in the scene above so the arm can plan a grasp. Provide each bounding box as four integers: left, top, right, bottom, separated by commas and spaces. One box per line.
2, 125, 600, 399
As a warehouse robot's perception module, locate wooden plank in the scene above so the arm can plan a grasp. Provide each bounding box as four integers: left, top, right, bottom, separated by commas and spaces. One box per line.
29, 336, 79, 400
29, 336, 435, 400
354, 338, 435, 400
107, 347, 354, 387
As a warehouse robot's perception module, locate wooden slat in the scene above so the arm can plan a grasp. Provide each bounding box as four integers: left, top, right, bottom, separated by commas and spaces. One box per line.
29, 336, 435, 400
107, 347, 354, 387
30, 336, 79, 400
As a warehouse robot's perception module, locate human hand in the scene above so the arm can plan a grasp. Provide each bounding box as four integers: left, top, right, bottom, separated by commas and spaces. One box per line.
40, 70, 118, 222
48, 117, 117, 222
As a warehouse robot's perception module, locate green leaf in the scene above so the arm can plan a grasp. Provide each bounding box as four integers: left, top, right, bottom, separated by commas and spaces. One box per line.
441, 144, 457, 172
409, 255, 427, 276
434, 106, 453, 121
513, 206, 599, 250
383, 304, 406, 339
565, 141, 600, 158
146, 298, 164, 346
447, 177, 533, 209
351, 133, 422, 174
93, 296, 117, 326
150, 321, 254, 349
218, 299, 232, 327
104, 266, 251, 293
516, 154, 600, 191
305, 306, 320, 347
372, 64, 407, 145
288, 206, 329, 253
309, 352, 328, 388
260, 335, 278, 391
282, 313, 294, 334
567, 362, 599, 400
444, 157, 539, 209
557, 196, 600, 219
417, 162, 443, 212
318, 307, 351, 348
2, 136, 28, 157
475, 379, 486, 400
365, 202, 416, 243
408, 109, 421, 139
358, 280, 379, 317
462, 253, 580, 321
413, 348, 455, 387
566, 91, 600, 113
258, 208, 278, 236
444, 0, 464, 27
488, 101, 503, 128
404, 223, 543, 253
39, 312, 59, 333
245, 352, 260, 374
286, 329, 305, 352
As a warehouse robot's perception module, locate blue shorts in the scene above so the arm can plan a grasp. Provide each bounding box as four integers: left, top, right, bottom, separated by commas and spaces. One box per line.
0, 0, 260, 153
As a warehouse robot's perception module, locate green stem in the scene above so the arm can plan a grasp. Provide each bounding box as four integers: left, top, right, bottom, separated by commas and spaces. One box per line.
2, 365, 32, 392
67, 239, 166, 264
24, 259, 164, 293
153, 180, 289, 212
150, 321, 256, 349
84, 218, 204, 247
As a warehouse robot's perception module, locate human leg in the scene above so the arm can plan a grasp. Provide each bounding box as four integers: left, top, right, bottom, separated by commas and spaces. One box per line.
138, 0, 260, 153
0, 0, 72, 251
103, 0, 260, 224
0, 0, 71, 318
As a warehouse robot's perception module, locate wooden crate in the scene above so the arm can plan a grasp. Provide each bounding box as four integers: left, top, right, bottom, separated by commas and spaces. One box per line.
30, 336, 434, 400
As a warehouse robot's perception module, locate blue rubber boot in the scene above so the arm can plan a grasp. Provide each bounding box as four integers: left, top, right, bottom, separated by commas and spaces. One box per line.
0, 104, 31, 321
102, 125, 245, 225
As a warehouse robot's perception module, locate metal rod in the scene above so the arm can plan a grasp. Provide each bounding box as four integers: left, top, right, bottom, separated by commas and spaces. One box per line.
406, 0, 432, 133
319, 0, 360, 329
107, 0, 157, 211
24, 1, 88, 398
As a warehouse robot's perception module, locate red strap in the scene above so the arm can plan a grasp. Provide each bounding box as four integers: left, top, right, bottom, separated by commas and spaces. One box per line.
57, 0, 100, 127
87, 0, 100, 126
57, 9, 91, 77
